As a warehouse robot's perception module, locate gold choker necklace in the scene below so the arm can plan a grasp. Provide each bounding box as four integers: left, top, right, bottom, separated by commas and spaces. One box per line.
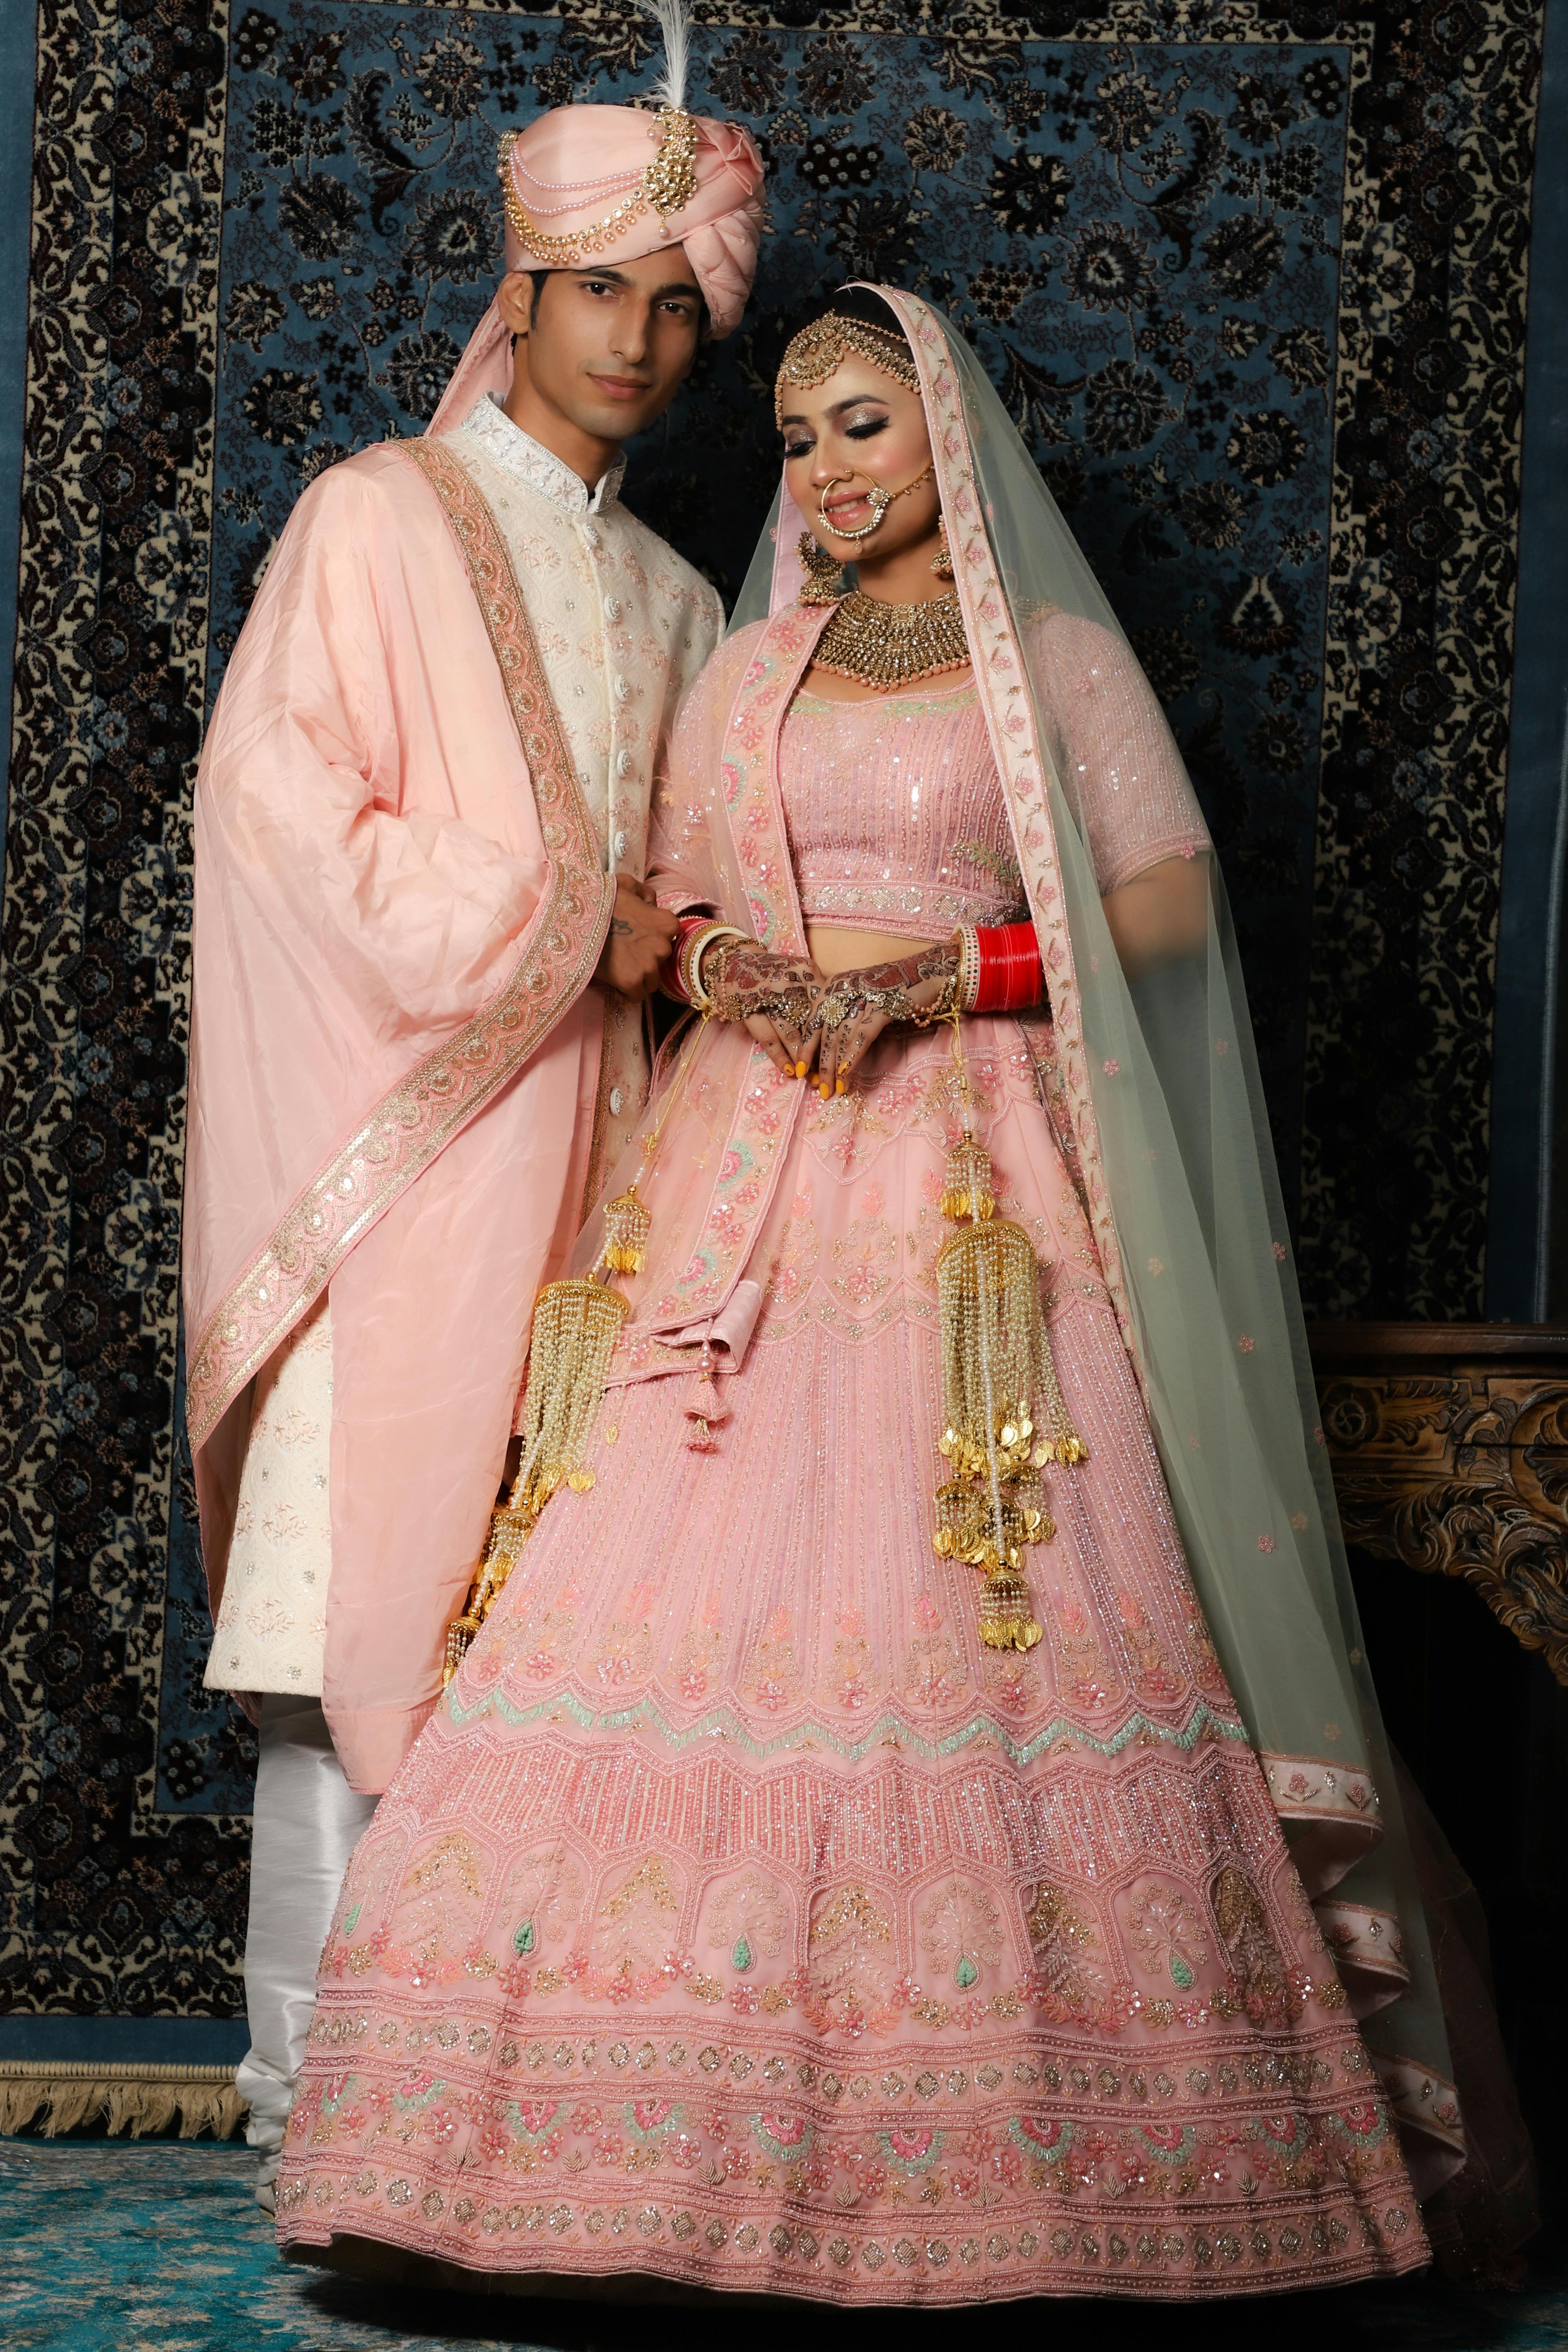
811, 587, 969, 691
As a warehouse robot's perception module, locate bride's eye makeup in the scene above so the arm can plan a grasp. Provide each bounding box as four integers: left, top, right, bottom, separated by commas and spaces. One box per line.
844, 410, 889, 441
782, 435, 813, 459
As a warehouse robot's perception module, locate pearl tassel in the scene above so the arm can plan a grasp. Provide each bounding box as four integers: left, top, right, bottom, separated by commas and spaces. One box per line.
684, 1338, 730, 1455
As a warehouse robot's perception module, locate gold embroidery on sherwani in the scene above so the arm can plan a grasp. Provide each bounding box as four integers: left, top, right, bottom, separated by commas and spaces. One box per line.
186, 438, 614, 1452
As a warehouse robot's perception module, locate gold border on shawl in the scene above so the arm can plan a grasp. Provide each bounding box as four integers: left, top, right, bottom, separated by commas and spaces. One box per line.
185, 437, 614, 1453
579, 991, 616, 1223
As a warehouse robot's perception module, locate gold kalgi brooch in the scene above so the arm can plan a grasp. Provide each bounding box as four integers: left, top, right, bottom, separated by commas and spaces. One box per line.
497, 110, 700, 269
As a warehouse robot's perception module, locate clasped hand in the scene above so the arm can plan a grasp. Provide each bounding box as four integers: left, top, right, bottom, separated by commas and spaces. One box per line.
593, 875, 679, 1001
712, 942, 958, 1095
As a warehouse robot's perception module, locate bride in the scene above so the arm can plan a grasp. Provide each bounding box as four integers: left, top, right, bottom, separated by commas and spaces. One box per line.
276, 286, 1473, 2301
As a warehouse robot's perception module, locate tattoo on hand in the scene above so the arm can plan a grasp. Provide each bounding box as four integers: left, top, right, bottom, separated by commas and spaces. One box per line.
609, 918, 633, 937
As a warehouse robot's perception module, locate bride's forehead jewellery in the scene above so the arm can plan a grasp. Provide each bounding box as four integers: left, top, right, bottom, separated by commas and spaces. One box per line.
774, 315, 921, 424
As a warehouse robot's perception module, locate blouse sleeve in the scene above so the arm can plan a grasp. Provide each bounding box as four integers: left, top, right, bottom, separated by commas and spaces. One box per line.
1030, 611, 1211, 894
647, 628, 763, 916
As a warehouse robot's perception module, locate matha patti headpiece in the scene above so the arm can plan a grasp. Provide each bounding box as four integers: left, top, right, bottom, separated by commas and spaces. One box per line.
774, 315, 921, 425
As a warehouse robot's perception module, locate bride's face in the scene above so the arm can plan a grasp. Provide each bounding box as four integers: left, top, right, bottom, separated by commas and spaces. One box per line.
778, 358, 941, 562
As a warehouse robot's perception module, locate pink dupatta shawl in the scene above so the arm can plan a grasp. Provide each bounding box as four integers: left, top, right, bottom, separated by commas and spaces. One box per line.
184, 437, 622, 1790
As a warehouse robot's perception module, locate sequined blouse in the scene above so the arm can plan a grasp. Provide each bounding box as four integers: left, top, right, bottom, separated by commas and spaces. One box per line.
781, 682, 1022, 943
777, 612, 1209, 946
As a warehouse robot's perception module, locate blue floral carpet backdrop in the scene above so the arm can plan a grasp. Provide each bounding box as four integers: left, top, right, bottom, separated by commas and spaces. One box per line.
0, 0, 1546, 2024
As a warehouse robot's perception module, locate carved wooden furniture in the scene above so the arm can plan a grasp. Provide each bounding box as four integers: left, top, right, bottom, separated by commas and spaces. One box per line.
1308, 1323, 1568, 1684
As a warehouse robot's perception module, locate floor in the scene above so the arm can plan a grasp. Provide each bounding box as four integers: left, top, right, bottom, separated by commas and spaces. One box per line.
3, 2141, 1566, 2352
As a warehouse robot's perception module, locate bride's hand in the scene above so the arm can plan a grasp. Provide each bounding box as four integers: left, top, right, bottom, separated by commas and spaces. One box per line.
707, 943, 822, 1076
802, 945, 959, 1098
743, 1010, 808, 1076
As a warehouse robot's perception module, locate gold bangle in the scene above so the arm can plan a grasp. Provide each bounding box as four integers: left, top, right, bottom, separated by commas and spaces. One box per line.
954, 926, 981, 1014
686, 922, 747, 1014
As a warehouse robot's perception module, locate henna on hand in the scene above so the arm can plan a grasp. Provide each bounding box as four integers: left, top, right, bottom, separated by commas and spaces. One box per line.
707, 941, 821, 1030
807, 944, 962, 1097
819, 942, 961, 1030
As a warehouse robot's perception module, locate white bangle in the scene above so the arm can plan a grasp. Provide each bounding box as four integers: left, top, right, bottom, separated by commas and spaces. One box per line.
688, 922, 746, 1014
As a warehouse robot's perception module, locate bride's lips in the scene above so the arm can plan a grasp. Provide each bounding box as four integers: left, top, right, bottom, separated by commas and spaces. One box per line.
823, 491, 874, 527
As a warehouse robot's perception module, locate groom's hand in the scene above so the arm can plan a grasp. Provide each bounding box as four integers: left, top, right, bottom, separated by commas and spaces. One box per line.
595, 874, 678, 1002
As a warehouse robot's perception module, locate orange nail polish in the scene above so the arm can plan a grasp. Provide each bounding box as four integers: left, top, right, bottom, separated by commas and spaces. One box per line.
795, 1061, 806, 1079
835, 1076, 847, 1095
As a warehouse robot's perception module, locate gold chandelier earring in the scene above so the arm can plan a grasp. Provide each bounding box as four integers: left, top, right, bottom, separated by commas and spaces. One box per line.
798, 531, 849, 606
933, 518, 954, 580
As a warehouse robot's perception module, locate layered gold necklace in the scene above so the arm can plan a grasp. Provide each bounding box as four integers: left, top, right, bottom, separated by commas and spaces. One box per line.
811, 587, 970, 692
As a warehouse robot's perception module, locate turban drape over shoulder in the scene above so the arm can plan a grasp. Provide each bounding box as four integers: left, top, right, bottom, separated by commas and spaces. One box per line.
428, 102, 766, 434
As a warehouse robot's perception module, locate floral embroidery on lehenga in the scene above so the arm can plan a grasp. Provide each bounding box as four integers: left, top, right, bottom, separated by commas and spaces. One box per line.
918, 1878, 1005, 1994
281, 580, 1428, 2302
1126, 1880, 1212, 1994
708, 1871, 791, 1977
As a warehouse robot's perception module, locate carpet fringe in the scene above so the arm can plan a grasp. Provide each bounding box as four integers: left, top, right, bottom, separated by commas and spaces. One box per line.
0, 2060, 247, 2140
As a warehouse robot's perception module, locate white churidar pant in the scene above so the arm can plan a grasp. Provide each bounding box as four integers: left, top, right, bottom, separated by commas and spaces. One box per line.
239, 1693, 379, 2190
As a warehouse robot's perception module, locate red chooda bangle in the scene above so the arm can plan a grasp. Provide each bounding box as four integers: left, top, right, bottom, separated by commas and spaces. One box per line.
666, 915, 710, 1004
972, 921, 1043, 1015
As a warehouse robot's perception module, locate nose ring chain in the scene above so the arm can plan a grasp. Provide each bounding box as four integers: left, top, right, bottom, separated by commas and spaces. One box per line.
819, 458, 935, 542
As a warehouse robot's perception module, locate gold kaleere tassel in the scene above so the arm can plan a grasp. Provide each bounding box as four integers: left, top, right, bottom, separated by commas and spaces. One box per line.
940, 1132, 995, 1221
931, 1016, 1086, 1653
443, 1013, 711, 1684
601, 1182, 652, 1275
444, 1278, 628, 1685
443, 1484, 532, 1684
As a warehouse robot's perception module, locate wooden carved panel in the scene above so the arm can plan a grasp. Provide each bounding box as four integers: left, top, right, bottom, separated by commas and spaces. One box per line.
1309, 1325, 1568, 1684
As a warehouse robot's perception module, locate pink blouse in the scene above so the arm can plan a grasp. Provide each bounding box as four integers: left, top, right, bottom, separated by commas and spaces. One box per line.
652, 610, 1210, 950
776, 613, 1209, 946
782, 683, 1022, 944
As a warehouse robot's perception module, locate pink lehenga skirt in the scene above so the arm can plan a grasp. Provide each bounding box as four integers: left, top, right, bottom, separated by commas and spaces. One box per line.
278, 1016, 1427, 2301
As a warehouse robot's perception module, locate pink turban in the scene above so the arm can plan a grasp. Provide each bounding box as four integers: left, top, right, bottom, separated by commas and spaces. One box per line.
428, 105, 765, 436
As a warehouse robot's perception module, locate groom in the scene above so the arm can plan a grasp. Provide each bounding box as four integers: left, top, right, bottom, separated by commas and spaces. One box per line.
182, 93, 763, 2204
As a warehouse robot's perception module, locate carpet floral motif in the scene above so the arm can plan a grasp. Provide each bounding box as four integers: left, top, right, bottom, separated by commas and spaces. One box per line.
0, 0, 1543, 2020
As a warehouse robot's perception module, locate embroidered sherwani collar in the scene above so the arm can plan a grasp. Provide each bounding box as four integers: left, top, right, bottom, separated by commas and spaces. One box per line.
459, 395, 626, 514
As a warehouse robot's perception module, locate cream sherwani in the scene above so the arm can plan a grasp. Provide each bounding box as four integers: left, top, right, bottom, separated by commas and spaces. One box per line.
204, 399, 720, 1703
190, 402, 720, 2197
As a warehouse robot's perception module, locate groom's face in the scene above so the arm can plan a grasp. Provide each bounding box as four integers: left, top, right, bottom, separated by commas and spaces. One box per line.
500, 248, 704, 449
